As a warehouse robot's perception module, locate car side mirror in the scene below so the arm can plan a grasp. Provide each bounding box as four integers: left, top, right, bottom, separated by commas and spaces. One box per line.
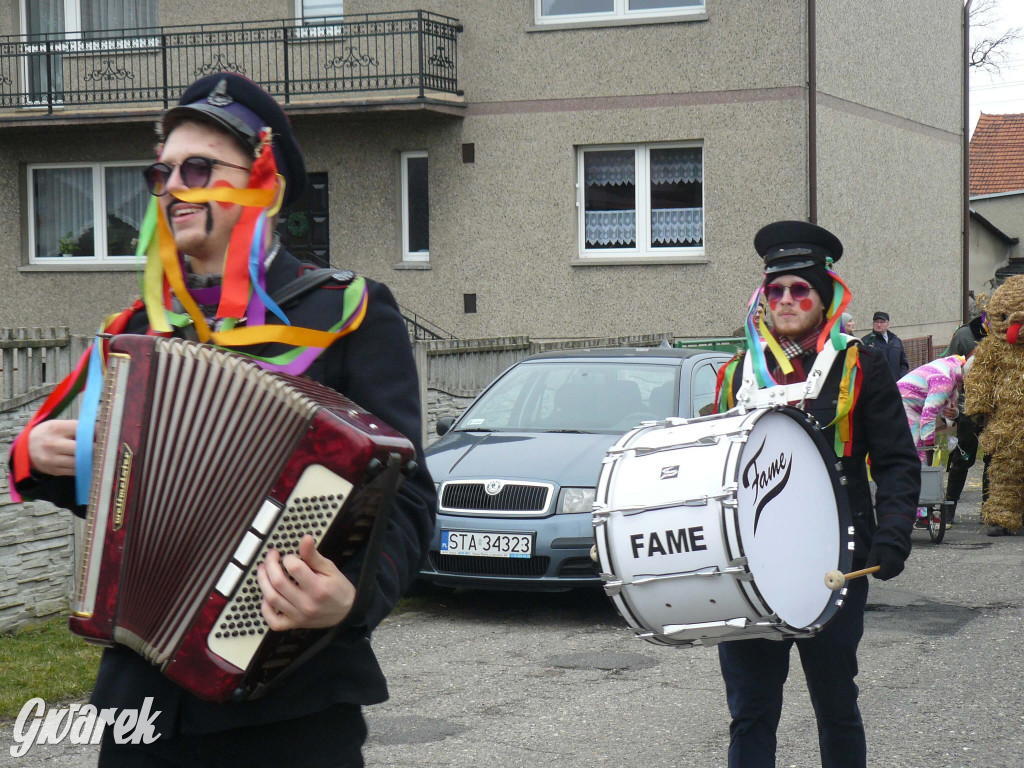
436, 416, 455, 436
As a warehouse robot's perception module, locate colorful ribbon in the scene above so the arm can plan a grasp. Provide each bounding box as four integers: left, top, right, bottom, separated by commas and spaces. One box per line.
8, 303, 144, 500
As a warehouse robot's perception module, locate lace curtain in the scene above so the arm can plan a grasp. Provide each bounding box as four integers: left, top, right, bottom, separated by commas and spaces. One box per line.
584, 147, 702, 187
584, 208, 703, 246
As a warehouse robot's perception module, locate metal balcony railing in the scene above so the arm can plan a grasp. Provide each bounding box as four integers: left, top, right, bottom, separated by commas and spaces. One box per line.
0, 11, 462, 116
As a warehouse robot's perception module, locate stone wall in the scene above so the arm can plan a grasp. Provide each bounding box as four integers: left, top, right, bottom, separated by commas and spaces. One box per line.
0, 400, 76, 634
425, 389, 476, 448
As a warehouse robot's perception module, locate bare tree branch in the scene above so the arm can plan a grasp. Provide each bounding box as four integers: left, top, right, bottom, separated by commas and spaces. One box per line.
969, 0, 1023, 73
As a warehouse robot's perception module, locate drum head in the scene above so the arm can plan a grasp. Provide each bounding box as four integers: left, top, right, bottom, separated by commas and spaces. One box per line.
733, 407, 850, 631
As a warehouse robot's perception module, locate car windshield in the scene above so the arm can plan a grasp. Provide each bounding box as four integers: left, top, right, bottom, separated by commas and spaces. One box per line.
456, 360, 679, 433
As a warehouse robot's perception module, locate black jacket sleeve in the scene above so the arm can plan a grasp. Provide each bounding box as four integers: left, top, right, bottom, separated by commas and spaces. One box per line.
321, 279, 436, 632
896, 338, 910, 378
856, 345, 919, 557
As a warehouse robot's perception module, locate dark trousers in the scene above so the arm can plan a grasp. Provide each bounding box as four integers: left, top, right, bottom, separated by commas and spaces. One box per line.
718, 576, 869, 768
98, 703, 366, 768
946, 415, 989, 503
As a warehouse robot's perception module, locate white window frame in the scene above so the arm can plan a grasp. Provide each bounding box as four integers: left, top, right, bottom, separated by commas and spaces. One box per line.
19, 1, 160, 49
27, 160, 149, 265
295, 0, 344, 25
576, 141, 704, 260
535, 0, 705, 25
401, 151, 429, 263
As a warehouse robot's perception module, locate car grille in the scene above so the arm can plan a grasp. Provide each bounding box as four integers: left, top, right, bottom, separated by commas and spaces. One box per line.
440, 481, 553, 514
430, 553, 550, 577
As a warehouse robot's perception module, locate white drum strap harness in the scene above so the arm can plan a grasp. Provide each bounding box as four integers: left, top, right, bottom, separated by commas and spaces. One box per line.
734, 334, 857, 411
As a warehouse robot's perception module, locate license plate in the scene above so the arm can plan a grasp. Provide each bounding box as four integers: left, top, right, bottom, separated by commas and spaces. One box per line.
440, 530, 533, 558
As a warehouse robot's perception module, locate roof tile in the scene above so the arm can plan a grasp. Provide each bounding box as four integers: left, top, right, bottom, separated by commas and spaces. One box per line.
970, 113, 1024, 196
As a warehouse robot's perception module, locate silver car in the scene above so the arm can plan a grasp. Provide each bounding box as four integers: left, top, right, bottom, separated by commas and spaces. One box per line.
420, 347, 730, 591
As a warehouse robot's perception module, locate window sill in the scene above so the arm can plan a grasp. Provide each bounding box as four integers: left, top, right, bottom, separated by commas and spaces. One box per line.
20, 262, 140, 272
571, 254, 708, 267
393, 261, 432, 270
527, 12, 707, 33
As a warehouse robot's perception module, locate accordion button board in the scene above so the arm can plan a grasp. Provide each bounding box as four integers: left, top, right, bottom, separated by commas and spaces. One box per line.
207, 463, 354, 670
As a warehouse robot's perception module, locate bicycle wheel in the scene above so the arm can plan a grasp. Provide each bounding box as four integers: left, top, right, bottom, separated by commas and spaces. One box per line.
927, 503, 946, 544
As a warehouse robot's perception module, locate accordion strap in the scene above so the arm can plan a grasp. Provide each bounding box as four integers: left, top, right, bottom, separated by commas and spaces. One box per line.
271, 268, 356, 309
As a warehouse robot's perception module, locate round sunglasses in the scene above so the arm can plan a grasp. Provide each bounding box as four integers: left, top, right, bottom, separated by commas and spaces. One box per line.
764, 282, 813, 302
143, 156, 251, 196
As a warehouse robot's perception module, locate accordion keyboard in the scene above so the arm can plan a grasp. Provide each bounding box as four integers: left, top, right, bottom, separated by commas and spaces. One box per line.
208, 464, 355, 669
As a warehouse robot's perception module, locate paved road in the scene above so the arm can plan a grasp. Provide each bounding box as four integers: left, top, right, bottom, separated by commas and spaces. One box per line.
5, 464, 1023, 767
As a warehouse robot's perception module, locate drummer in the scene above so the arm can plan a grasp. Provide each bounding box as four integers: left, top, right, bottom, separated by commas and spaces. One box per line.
713, 220, 919, 768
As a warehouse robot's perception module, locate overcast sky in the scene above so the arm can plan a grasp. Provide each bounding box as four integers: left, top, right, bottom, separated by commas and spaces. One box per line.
969, 0, 1024, 134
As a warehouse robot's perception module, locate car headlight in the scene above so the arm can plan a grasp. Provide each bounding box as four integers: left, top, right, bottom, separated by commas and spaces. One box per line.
558, 487, 596, 514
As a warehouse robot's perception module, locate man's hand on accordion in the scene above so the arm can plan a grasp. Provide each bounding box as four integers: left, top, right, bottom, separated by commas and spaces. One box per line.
257, 534, 356, 631
28, 419, 79, 476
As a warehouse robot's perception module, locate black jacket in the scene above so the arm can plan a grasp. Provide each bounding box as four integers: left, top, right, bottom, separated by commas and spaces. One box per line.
860, 330, 910, 379
13, 249, 436, 737
722, 342, 919, 559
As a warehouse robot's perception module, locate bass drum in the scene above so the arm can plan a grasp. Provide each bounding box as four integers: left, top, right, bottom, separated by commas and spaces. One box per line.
592, 405, 853, 646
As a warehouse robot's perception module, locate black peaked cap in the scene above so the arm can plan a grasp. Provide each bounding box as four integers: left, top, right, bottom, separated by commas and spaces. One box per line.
754, 220, 843, 274
162, 73, 307, 207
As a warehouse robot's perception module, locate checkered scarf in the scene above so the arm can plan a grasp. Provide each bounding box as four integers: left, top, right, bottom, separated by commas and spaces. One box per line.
775, 323, 825, 360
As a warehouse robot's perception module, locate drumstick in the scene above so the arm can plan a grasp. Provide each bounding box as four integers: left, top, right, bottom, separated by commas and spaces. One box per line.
824, 565, 880, 591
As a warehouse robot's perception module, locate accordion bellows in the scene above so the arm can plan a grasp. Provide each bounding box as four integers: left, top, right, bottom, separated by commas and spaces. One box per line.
70, 335, 414, 702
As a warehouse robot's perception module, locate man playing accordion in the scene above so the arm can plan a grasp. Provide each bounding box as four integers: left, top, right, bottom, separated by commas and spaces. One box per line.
9, 74, 435, 767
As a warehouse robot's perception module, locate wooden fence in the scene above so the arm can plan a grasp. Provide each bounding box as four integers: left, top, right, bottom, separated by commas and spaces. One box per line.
0, 327, 90, 413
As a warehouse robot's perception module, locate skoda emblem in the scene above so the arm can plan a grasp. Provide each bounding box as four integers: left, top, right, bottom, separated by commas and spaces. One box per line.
484, 480, 504, 495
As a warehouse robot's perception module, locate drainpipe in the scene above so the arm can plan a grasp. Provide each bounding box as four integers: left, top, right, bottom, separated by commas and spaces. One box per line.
963, 1, 973, 324
807, 0, 817, 224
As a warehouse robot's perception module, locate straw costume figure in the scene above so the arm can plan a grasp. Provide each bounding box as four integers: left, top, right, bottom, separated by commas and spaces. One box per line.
964, 275, 1024, 534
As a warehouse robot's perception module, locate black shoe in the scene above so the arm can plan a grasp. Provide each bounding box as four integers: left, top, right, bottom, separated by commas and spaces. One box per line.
944, 501, 957, 525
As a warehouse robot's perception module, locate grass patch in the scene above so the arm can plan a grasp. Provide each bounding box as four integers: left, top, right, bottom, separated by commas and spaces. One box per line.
0, 617, 101, 720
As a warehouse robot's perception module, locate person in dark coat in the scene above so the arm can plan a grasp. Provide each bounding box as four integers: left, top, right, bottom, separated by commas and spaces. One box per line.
714, 220, 919, 768
861, 311, 910, 378
942, 313, 989, 524
9, 73, 435, 768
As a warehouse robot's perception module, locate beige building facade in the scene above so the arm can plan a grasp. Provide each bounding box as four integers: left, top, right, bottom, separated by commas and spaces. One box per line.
0, 1, 965, 344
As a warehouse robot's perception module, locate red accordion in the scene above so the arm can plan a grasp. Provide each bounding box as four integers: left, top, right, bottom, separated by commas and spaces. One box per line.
69, 334, 415, 702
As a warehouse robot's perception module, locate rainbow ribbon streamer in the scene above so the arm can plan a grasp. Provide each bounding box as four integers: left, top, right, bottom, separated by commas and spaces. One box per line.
8, 304, 142, 501
744, 286, 793, 389
817, 268, 853, 353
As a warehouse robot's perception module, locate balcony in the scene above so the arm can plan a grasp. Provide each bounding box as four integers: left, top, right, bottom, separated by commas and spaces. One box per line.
0, 11, 464, 126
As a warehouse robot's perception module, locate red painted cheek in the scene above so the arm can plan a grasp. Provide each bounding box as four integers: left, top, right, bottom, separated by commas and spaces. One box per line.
799, 299, 814, 311
768, 299, 780, 311
212, 179, 236, 210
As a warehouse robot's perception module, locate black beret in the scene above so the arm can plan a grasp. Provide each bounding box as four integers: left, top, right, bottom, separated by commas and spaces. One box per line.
754, 220, 843, 274
873, 311, 889, 322
162, 73, 307, 207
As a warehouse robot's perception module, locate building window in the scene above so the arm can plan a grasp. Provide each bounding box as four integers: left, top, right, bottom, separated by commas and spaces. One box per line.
401, 151, 429, 262
578, 142, 703, 259
28, 162, 150, 264
23, 1, 158, 37
299, 0, 344, 22
537, 0, 703, 24
22, 1, 158, 100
